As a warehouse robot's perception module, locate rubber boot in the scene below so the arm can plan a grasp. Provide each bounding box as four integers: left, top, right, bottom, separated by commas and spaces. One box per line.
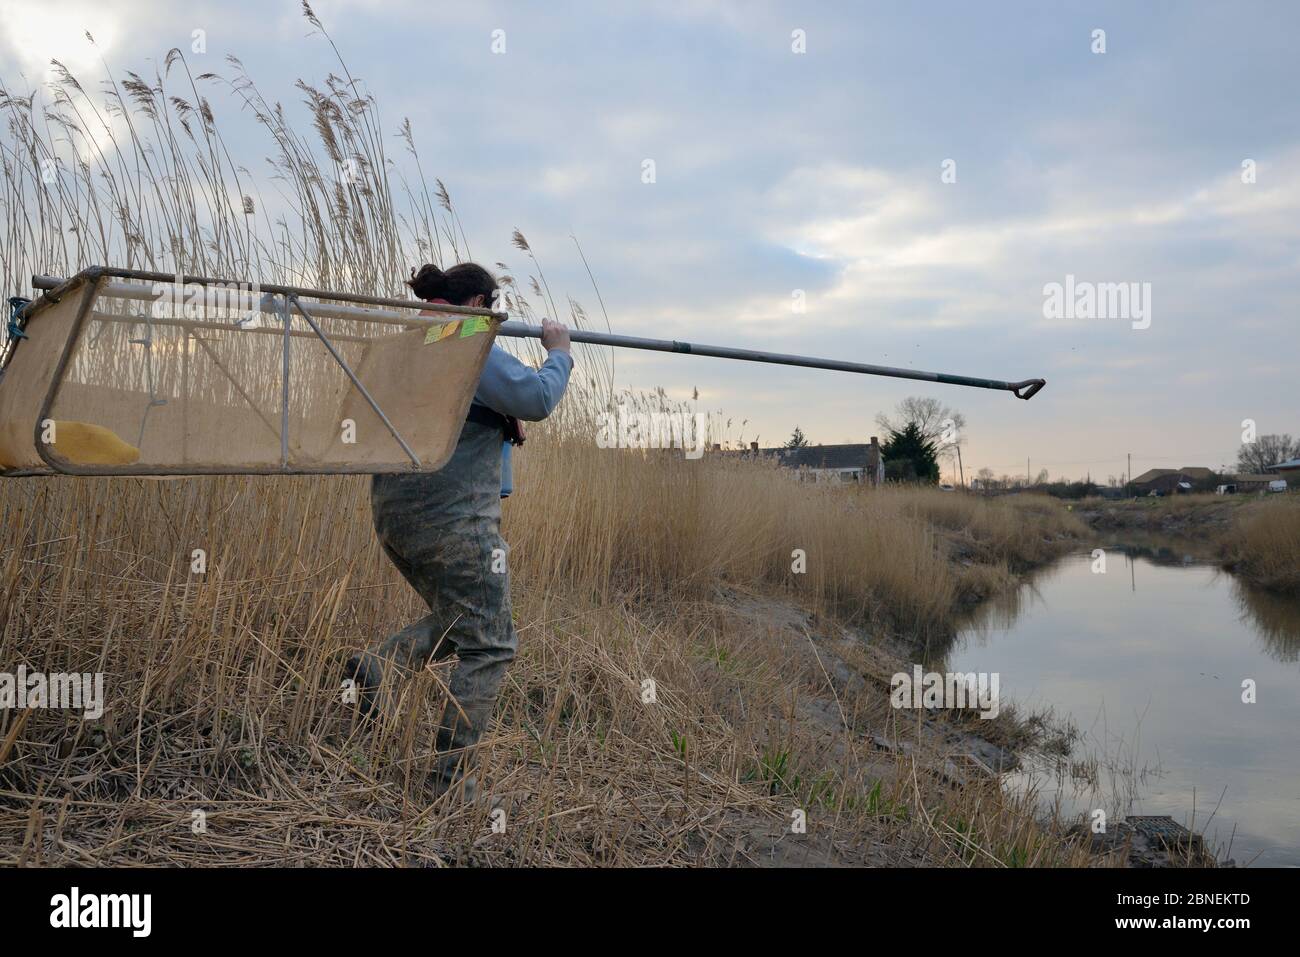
426, 696, 497, 803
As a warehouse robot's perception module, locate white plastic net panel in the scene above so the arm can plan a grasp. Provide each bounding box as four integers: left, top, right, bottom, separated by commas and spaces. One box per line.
0, 276, 497, 474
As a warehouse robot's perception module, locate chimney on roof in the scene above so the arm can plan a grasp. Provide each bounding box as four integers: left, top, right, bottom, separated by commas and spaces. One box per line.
867, 436, 882, 487
750, 441, 759, 451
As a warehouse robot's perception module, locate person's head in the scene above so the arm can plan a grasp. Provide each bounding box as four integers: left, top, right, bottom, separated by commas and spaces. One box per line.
406, 262, 498, 308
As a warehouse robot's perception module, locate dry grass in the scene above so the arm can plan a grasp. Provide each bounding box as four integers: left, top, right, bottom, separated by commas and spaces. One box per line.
904, 492, 1087, 571
1084, 492, 1246, 518
511, 440, 1086, 633
0, 452, 1098, 867
0, 7, 1104, 867
1220, 496, 1300, 593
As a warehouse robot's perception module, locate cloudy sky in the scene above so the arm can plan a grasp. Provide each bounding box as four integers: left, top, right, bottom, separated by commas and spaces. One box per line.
3, 1, 1297, 482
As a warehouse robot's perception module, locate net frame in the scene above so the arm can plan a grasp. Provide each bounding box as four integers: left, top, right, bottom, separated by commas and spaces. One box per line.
0, 267, 505, 477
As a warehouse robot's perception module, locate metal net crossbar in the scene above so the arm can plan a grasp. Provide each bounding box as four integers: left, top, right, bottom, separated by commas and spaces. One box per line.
0, 271, 500, 475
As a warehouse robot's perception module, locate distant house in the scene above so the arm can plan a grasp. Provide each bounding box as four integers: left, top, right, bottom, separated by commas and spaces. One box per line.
1232, 474, 1276, 493
1267, 457, 1300, 488
727, 437, 885, 485
1129, 466, 1215, 496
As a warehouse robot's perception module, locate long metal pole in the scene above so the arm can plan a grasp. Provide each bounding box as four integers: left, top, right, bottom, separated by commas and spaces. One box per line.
28, 269, 1047, 399
497, 321, 1047, 399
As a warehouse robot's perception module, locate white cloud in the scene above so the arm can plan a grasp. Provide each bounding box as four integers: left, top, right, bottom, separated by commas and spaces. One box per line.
0, 0, 124, 79
752, 150, 1300, 338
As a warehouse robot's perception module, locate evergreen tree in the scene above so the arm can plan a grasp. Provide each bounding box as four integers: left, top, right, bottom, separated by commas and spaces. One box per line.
880, 422, 940, 484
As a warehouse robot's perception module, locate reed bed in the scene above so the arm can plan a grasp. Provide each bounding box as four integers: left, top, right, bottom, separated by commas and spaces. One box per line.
1220, 496, 1300, 593
0, 5, 1101, 867
0, 461, 1095, 867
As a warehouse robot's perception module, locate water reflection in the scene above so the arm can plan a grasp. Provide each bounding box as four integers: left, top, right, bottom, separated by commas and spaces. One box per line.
942, 543, 1300, 667
924, 581, 1041, 663
1233, 579, 1300, 663
938, 545, 1300, 866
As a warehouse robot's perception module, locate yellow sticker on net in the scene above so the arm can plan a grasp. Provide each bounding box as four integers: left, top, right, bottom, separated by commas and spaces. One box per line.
424, 320, 461, 344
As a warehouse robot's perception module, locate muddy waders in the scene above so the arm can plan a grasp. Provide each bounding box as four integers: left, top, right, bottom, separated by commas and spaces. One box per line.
347, 418, 514, 802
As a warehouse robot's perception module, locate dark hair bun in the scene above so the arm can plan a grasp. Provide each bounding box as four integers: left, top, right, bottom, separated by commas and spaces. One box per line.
406, 262, 499, 307
407, 264, 447, 301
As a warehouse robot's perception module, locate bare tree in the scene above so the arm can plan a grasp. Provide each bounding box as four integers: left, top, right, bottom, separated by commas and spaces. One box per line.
876, 396, 966, 458
1236, 434, 1299, 474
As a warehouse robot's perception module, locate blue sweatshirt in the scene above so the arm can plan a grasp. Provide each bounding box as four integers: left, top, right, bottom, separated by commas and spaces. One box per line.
472, 345, 573, 497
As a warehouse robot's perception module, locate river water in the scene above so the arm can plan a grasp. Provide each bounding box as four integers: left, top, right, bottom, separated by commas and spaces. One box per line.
937, 544, 1300, 867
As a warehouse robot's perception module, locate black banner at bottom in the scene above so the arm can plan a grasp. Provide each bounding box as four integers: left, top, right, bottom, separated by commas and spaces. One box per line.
0, 865, 1277, 942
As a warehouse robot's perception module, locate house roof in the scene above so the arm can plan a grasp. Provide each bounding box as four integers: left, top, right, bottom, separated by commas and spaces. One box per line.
1269, 458, 1300, 471
1131, 466, 1215, 485
1130, 468, 1172, 485
761, 444, 873, 470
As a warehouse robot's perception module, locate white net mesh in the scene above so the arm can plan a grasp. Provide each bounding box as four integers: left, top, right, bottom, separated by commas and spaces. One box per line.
0, 275, 498, 474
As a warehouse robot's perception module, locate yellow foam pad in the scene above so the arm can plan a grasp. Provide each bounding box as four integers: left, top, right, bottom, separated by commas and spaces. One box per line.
51, 421, 141, 465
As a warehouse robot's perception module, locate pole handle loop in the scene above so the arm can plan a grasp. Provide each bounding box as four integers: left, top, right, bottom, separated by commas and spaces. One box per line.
1011, 379, 1047, 400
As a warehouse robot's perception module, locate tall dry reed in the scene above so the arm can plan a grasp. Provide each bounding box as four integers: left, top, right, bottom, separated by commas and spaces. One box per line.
0, 5, 1100, 867
1220, 496, 1300, 593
